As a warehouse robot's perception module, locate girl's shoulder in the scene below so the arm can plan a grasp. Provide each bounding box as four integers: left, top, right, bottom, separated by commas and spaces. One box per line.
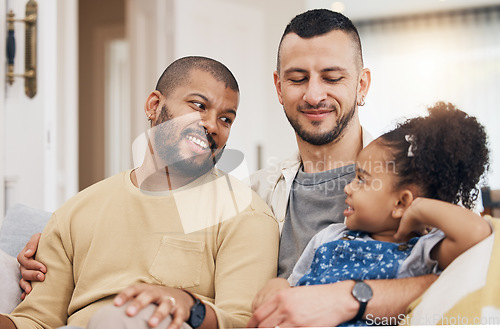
311, 223, 349, 248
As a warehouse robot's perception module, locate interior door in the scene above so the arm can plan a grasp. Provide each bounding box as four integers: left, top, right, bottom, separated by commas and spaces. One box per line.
1, 0, 78, 224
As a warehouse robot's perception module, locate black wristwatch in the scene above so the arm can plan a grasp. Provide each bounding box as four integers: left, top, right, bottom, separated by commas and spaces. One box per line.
351, 280, 373, 321
184, 290, 206, 329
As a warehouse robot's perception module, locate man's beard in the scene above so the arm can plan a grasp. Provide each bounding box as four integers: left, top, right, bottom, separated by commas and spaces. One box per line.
153, 105, 223, 177
285, 100, 357, 146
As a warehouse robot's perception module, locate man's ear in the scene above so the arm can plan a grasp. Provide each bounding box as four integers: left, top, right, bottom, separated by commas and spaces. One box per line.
273, 71, 284, 105
392, 189, 414, 219
357, 68, 371, 103
145, 90, 162, 122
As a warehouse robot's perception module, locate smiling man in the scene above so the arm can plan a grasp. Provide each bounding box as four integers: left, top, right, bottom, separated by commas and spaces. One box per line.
0, 56, 279, 329
249, 10, 437, 327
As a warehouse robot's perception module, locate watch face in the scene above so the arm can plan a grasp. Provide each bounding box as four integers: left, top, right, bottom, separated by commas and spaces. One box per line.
189, 301, 206, 328
352, 281, 373, 303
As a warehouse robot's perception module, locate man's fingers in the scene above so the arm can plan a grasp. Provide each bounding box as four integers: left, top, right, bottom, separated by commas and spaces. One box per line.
23, 248, 35, 258
27, 233, 42, 249
19, 278, 32, 294
247, 295, 279, 327
167, 308, 187, 329
114, 285, 139, 305
20, 268, 45, 282
17, 233, 42, 262
125, 289, 159, 316
148, 299, 177, 328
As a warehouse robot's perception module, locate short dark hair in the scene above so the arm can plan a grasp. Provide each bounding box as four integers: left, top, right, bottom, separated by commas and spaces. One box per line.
277, 9, 363, 73
155, 56, 239, 95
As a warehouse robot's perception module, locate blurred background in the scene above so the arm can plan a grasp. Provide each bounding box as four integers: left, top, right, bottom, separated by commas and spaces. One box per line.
1, 0, 499, 218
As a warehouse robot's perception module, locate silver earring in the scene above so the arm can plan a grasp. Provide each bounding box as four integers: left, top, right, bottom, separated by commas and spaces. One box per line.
357, 96, 365, 107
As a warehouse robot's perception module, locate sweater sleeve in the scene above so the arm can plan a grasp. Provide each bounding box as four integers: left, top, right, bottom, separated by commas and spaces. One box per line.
207, 204, 279, 328
5, 212, 75, 329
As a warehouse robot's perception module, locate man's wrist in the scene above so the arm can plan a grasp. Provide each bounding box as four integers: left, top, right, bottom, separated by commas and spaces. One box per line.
351, 280, 373, 321
337, 280, 361, 321
183, 290, 206, 329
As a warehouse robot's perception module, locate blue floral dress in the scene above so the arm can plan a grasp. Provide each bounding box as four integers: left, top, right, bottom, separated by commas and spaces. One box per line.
296, 230, 420, 286
290, 225, 445, 327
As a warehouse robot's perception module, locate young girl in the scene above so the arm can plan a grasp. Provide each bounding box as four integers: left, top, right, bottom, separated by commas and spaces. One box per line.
253, 102, 491, 326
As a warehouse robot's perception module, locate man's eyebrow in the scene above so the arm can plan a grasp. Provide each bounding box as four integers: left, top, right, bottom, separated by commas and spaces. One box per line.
225, 109, 237, 117
283, 68, 308, 75
188, 93, 209, 102
189, 93, 237, 117
283, 66, 348, 75
322, 66, 348, 73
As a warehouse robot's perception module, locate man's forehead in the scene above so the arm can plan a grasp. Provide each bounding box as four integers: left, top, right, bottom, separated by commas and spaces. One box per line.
180, 70, 235, 93
279, 30, 359, 68
281, 30, 353, 49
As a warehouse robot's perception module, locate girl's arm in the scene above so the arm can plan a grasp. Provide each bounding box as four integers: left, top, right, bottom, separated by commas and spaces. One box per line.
395, 197, 491, 269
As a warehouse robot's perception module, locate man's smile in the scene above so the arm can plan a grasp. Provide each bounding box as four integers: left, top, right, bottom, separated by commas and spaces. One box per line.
186, 134, 209, 150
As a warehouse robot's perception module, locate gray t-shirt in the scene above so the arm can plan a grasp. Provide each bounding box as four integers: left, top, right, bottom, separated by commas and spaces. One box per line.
278, 164, 356, 278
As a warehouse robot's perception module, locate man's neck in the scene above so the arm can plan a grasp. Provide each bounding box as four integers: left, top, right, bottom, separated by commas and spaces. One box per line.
132, 152, 202, 191
297, 120, 363, 174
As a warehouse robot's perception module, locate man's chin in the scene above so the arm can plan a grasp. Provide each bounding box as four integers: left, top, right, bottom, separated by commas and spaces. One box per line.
168, 156, 217, 177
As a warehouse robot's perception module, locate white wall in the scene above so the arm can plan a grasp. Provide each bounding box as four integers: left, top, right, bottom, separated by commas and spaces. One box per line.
356, 8, 500, 189
4, 0, 46, 211
3, 0, 78, 214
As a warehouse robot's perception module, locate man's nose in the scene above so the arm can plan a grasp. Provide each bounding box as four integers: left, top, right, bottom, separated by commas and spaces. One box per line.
303, 78, 327, 106
199, 112, 218, 136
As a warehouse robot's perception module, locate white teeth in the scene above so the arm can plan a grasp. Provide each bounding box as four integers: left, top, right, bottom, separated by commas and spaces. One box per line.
187, 135, 208, 149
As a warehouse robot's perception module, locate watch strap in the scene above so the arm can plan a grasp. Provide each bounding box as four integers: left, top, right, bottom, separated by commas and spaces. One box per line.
354, 299, 367, 321
183, 290, 206, 329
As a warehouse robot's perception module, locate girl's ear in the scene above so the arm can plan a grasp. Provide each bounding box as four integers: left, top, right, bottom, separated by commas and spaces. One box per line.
391, 190, 415, 219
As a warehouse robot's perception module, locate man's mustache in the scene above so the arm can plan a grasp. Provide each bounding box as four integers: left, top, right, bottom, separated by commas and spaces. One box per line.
298, 102, 336, 111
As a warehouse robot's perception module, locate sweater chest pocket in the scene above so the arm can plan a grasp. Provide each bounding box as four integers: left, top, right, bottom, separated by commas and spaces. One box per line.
149, 236, 205, 288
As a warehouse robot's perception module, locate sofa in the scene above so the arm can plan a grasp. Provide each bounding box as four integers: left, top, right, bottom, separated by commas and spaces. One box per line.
0, 204, 51, 313
1, 204, 499, 325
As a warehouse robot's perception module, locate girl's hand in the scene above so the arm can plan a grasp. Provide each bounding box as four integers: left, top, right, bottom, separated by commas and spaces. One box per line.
251, 278, 291, 312
394, 198, 429, 242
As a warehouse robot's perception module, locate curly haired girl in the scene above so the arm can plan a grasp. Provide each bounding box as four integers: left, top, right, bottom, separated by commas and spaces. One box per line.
254, 102, 491, 326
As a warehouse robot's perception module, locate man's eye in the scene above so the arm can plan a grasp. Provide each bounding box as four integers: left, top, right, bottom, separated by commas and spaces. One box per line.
220, 117, 233, 125
193, 102, 205, 110
289, 77, 307, 83
325, 77, 342, 83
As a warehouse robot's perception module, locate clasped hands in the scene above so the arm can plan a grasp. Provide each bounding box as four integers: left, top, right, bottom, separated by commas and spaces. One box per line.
113, 283, 195, 329
17, 234, 194, 329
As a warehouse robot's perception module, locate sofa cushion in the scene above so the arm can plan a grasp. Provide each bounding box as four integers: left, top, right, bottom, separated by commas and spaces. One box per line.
0, 204, 52, 257
405, 216, 500, 325
0, 249, 22, 313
